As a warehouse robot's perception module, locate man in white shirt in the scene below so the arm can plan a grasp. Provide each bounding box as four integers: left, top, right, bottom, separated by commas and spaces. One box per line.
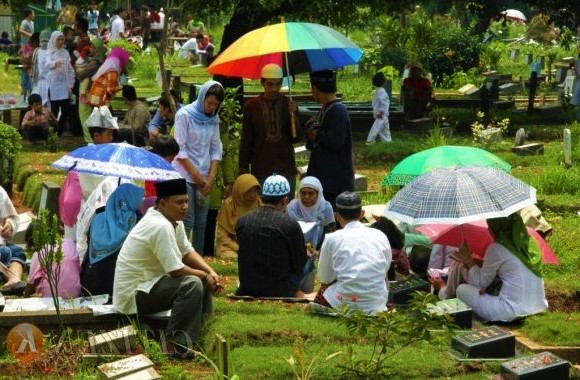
110, 8, 127, 41
113, 178, 221, 359
316, 192, 392, 314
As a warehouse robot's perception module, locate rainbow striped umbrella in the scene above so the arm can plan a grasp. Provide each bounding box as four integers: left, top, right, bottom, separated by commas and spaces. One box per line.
207, 22, 363, 79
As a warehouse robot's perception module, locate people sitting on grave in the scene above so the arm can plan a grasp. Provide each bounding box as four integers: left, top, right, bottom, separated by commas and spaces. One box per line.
20, 93, 57, 143
370, 216, 409, 281
426, 245, 470, 300
0, 186, 26, 295
401, 62, 435, 120
215, 174, 261, 259
148, 90, 182, 139
235, 174, 310, 298
113, 178, 221, 359
24, 220, 81, 298
81, 183, 144, 298
455, 213, 548, 322
116, 85, 150, 146
313, 192, 392, 314
286, 176, 335, 250
195, 33, 214, 66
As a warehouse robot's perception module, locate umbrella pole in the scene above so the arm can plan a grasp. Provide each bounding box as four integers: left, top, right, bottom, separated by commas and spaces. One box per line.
284, 51, 297, 138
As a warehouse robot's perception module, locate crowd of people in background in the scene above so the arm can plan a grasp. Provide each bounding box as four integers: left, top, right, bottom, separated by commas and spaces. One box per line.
0, 7, 554, 359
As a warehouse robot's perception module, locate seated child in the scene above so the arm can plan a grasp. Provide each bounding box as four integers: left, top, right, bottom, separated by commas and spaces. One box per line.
24, 220, 82, 298
21, 93, 57, 143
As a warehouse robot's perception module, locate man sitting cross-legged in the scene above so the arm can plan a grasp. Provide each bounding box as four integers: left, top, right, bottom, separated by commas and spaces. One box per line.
113, 178, 221, 359
313, 191, 392, 314
235, 174, 309, 298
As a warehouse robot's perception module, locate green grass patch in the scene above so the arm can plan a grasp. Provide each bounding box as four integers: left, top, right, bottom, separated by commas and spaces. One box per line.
520, 312, 580, 346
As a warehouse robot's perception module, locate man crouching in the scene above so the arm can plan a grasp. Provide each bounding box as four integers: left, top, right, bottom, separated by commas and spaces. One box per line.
113, 178, 221, 359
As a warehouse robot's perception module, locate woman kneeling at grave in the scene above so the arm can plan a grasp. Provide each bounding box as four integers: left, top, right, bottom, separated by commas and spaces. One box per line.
454, 213, 548, 322
215, 174, 261, 259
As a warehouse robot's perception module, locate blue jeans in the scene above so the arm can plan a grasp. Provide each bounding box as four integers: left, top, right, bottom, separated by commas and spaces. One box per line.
184, 182, 210, 253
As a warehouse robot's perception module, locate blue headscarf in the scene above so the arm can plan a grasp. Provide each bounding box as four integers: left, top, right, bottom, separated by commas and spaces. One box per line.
88, 183, 144, 264
179, 79, 223, 127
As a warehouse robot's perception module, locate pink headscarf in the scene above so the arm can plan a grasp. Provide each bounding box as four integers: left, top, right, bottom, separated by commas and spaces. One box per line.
92, 47, 130, 80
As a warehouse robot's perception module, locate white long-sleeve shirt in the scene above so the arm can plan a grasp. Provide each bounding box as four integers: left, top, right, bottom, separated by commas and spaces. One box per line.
318, 220, 392, 314
372, 87, 390, 119
45, 48, 74, 101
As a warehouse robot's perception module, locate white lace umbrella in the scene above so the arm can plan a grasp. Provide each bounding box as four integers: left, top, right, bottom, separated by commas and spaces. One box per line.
52, 142, 181, 181
384, 166, 536, 225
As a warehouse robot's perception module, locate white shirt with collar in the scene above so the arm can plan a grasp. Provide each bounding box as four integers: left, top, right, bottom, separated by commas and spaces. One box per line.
113, 207, 193, 314
318, 220, 392, 314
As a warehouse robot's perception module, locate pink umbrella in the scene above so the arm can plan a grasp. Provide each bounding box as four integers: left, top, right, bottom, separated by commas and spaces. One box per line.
416, 220, 559, 265
501, 9, 527, 22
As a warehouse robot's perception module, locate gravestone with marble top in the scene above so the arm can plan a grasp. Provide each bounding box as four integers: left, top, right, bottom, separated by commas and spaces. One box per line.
451, 326, 515, 359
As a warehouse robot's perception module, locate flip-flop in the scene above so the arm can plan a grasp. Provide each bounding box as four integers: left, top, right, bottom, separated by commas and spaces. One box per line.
0, 281, 26, 296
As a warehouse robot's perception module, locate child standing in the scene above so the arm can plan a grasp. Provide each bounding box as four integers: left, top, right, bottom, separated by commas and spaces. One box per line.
366, 72, 392, 145
21, 93, 57, 143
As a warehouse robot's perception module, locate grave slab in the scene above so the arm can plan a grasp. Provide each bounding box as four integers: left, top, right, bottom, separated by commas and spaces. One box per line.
89, 325, 138, 354
428, 298, 473, 329
511, 143, 544, 156
97, 354, 154, 380
500, 351, 569, 380
452, 326, 515, 359
389, 277, 430, 304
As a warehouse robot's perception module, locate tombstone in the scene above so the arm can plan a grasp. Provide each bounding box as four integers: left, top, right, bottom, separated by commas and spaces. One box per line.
500, 352, 569, 380
97, 354, 158, 380
354, 173, 368, 192
512, 143, 545, 156
555, 67, 567, 83
388, 276, 430, 304
509, 48, 519, 61
563, 128, 572, 167
427, 298, 473, 329
39, 182, 61, 219
514, 128, 526, 146
88, 326, 138, 355
524, 53, 533, 65
451, 326, 515, 359
457, 84, 478, 96
12, 211, 34, 245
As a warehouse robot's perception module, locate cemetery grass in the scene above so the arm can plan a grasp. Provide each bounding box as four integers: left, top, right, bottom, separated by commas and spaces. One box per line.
5, 127, 579, 378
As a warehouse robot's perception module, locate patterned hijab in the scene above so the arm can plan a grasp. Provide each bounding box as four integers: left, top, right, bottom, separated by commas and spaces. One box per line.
487, 213, 543, 277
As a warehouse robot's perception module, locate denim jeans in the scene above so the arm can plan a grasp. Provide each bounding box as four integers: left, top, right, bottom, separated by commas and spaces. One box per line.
184, 182, 210, 253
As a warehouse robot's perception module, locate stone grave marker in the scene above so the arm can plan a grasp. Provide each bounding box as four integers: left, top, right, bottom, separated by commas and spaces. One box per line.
39, 182, 61, 218
511, 143, 544, 156
427, 298, 473, 329
564, 128, 572, 167
451, 326, 515, 359
388, 276, 430, 304
89, 325, 138, 354
97, 354, 158, 380
500, 351, 569, 380
514, 128, 526, 146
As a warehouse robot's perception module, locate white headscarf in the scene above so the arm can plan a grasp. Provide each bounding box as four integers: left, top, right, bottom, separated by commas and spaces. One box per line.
287, 176, 334, 225
47, 31, 64, 52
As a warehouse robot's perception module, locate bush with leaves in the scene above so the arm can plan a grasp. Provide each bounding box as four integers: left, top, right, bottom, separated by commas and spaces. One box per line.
526, 14, 557, 45
422, 21, 481, 86
336, 291, 455, 379
0, 122, 23, 192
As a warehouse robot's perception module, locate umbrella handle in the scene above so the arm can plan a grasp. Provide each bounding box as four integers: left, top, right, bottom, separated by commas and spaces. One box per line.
291, 112, 297, 138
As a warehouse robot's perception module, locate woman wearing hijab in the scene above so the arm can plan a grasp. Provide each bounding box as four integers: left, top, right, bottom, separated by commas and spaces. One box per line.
173, 80, 224, 253
31, 30, 52, 105
286, 176, 335, 249
45, 30, 75, 136
216, 174, 261, 259
455, 213, 548, 322
80, 183, 144, 298
87, 47, 130, 107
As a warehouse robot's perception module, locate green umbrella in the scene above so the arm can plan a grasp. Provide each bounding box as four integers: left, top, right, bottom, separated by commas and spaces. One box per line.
381, 145, 511, 186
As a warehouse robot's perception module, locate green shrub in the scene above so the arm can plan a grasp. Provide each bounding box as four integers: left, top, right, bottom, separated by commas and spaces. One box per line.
0, 122, 23, 190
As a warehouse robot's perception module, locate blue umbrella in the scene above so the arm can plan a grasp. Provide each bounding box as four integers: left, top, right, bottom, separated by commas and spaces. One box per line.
52, 142, 181, 181
384, 167, 536, 225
